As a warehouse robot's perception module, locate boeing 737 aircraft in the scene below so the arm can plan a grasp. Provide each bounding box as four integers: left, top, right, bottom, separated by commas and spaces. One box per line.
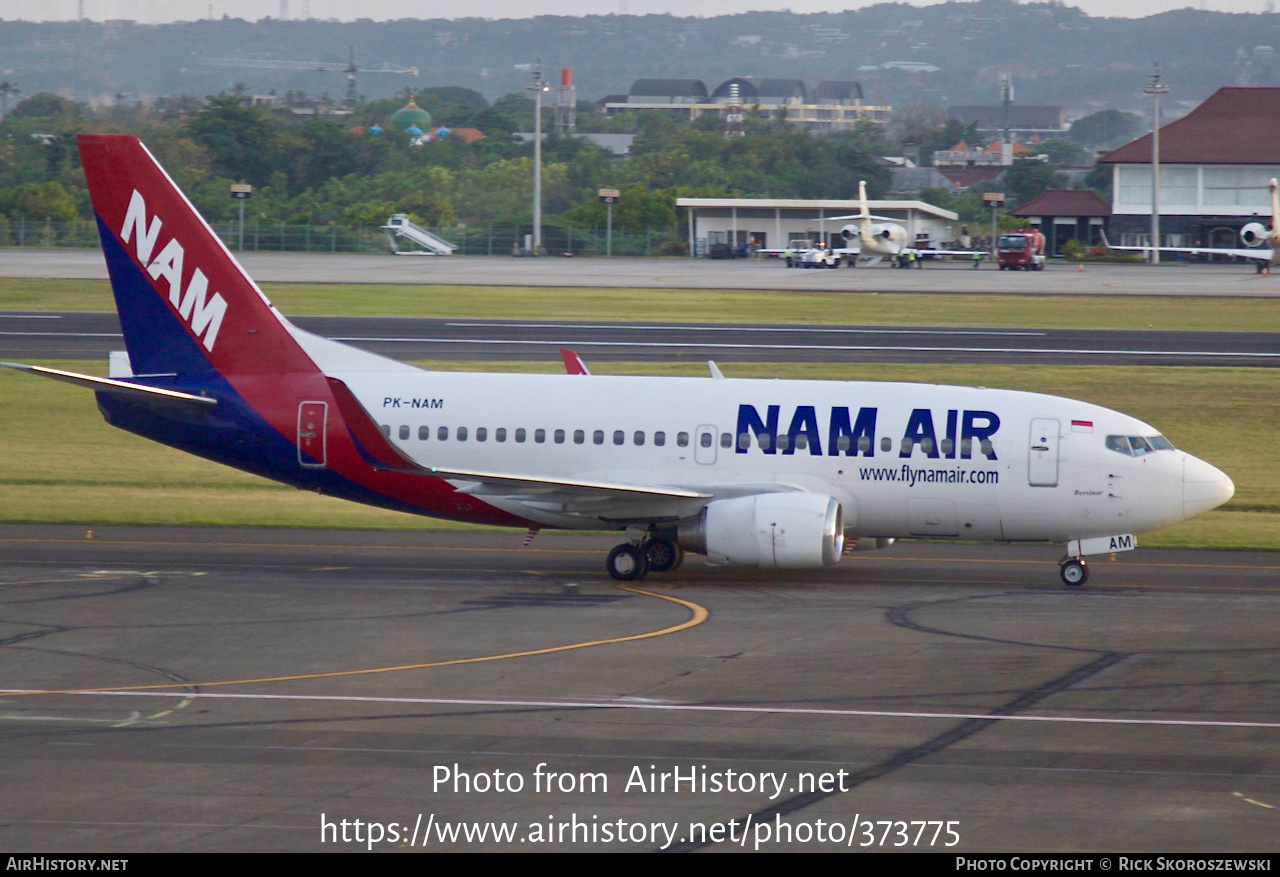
4, 135, 1236, 586
1105, 177, 1280, 267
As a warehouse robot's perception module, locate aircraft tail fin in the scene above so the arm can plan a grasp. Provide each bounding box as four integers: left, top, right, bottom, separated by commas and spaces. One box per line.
858, 180, 870, 224
78, 134, 318, 381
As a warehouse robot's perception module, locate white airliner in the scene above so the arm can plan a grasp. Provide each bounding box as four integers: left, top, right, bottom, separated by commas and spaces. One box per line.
829, 181, 987, 266
1104, 177, 1280, 267
4, 135, 1235, 586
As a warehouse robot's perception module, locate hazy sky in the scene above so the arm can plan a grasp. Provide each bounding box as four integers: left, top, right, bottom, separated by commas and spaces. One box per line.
0, 0, 1275, 23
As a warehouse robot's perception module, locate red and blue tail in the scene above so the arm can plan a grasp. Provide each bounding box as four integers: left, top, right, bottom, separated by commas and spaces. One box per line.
77, 134, 523, 526
80, 133, 317, 380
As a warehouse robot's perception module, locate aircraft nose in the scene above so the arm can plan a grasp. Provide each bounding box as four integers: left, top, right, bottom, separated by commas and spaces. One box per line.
1183, 454, 1235, 518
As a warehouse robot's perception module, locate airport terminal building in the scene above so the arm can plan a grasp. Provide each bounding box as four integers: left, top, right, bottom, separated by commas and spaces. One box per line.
1098, 87, 1280, 249
675, 197, 961, 257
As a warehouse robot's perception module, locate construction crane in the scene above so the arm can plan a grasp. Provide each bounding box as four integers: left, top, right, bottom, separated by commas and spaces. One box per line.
200, 46, 418, 106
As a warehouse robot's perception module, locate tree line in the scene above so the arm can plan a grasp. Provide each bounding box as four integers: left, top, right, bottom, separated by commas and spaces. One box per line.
0, 86, 1132, 246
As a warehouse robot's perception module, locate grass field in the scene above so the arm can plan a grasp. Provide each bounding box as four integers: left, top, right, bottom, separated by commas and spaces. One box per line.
1, 358, 1273, 549
4, 277, 1280, 332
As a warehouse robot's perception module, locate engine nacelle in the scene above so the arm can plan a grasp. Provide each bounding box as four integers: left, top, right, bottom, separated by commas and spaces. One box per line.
677, 493, 844, 568
1240, 222, 1271, 248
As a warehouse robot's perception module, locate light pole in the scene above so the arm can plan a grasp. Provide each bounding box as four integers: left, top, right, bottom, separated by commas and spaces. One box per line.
1144, 62, 1169, 266
526, 63, 550, 256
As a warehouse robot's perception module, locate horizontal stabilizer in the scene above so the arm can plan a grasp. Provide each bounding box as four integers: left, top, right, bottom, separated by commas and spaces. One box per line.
2, 362, 216, 406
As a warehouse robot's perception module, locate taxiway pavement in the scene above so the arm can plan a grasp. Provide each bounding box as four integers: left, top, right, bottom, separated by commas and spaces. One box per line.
3, 249, 1280, 296
2, 525, 1278, 852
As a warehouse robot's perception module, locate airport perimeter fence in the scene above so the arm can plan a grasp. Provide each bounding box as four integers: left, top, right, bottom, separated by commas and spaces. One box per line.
0, 216, 687, 258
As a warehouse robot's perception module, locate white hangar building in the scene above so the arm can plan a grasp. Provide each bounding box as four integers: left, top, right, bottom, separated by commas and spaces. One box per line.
675, 197, 961, 257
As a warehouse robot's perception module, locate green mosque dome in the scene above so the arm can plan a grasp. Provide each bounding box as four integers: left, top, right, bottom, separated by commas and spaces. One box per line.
391, 96, 432, 133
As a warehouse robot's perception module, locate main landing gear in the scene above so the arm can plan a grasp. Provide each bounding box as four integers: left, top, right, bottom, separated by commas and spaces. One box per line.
1059, 556, 1089, 586
606, 537, 685, 581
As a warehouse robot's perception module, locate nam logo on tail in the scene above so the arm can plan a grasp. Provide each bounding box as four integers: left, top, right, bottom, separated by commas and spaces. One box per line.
120, 189, 227, 352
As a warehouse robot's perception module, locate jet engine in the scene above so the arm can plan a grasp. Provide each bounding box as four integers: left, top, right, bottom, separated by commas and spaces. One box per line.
1240, 222, 1272, 248
676, 493, 844, 568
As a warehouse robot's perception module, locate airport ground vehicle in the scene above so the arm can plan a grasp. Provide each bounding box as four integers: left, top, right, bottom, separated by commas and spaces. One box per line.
997, 229, 1046, 271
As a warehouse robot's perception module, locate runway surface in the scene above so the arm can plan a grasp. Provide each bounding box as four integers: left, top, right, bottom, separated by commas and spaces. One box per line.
2, 524, 1279, 852
5, 312, 1280, 368
3, 248, 1280, 296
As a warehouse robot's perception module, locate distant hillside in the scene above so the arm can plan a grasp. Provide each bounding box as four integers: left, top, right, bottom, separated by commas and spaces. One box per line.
1, 1, 1277, 116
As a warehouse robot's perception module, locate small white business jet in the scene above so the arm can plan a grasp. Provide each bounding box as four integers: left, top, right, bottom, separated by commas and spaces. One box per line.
828, 181, 987, 266
1105, 178, 1280, 268
4, 136, 1234, 585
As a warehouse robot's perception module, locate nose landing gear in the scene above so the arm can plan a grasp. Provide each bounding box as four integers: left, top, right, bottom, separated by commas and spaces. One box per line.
1059, 556, 1089, 586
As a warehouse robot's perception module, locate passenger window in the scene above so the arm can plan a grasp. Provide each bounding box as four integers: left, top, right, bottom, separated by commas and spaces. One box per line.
720, 432, 732, 448
535, 429, 546, 443
515, 428, 526, 443
495, 428, 507, 442
613, 430, 625, 446
438, 426, 449, 441
593, 430, 604, 445
418, 426, 430, 441
739, 433, 752, 450
574, 429, 585, 445
921, 437, 934, 454
960, 438, 972, 456
940, 438, 953, 456
795, 434, 808, 450
836, 435, 850, 452
881, 437, 892, 452
654, 431, 665, 447
380, 424, 390, 437
554, 429, 565, 444
399, 425, 409, 440
758, 434, 772, 450
777, 434, 790, 451
900, 438, 913, 455
457, 427, 468, 442
857, 436, 871, 453
980, 439, 994, 457
634, 431, 645, 446
476, 427, 487, 442
677, 432, 689, 447
700, 432, 713, 448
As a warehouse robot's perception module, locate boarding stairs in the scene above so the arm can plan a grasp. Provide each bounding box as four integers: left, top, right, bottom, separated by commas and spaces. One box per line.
382, 214, 458, 256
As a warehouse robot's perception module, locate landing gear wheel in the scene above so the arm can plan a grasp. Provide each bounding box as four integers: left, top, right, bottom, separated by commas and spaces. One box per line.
607, 543, 649, 581
643, 538, 684, 573
1059, 558, 1088, 586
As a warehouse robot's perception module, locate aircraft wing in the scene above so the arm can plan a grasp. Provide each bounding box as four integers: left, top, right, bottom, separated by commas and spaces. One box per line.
1099, 230, 1274, 262
910, 248, 987, 257
1106, 243, 1273, 261
1, 362, 217, 407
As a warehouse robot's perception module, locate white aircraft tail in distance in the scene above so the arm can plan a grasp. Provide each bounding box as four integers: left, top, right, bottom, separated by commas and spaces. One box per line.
1104, 177, 1280, 266
4, 135, 1236, 586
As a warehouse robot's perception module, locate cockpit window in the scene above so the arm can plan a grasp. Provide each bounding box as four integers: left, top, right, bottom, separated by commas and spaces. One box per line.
1106, 434, 1175, 456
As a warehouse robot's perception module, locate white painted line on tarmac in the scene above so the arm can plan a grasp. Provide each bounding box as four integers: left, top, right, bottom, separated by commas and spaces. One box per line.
445, 321, 1048, 338
330, 337, 1280, 359
6, 689, 1280, 730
